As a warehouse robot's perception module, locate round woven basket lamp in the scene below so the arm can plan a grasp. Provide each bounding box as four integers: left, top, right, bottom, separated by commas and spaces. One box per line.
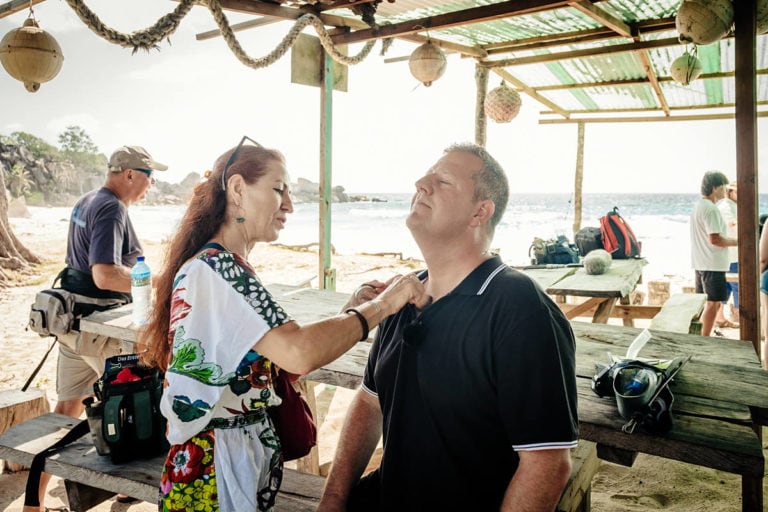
485, 82, 522, 123
0, 17, 63, 92
408, 40, 446, 87
670, 51, 703, 86
675, 0, 733, 46
758, 0, 768, 35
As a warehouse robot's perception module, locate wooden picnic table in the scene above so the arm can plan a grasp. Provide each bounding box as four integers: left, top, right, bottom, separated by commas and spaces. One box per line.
9, 277, 766, 511
307, 321, 767, 512
521, 258, 647, 323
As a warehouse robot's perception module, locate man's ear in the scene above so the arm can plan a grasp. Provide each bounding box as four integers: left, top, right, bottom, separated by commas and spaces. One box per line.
470, 199, 495, 228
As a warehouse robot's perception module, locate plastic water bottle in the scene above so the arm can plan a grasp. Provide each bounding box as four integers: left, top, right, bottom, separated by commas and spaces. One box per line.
130, 256, 152, 325
623, 370, 651, 396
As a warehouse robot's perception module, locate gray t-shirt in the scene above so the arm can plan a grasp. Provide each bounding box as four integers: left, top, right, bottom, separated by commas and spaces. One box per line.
65, 187, 142, 274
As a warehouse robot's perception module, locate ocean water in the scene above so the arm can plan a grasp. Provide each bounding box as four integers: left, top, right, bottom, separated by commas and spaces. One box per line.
23, 193, 768, 285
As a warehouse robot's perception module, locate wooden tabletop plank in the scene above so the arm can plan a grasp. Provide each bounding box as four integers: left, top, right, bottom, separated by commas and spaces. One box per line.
547, 258, 647, 298
518, 266, 578, 290
79, 283, 353, 343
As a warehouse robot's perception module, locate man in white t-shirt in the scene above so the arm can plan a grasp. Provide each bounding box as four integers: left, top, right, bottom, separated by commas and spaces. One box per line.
689, 171, 738, 336
715, 182, 739, 327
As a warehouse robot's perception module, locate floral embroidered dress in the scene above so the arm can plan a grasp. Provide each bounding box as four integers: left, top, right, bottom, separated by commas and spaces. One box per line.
159, 244, 290, 512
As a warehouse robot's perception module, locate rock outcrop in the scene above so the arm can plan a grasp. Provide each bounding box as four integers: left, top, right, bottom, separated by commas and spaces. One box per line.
1, 143, 378, 206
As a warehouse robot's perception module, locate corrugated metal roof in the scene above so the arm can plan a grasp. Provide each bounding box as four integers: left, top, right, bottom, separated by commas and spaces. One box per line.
319, 0, 767, 122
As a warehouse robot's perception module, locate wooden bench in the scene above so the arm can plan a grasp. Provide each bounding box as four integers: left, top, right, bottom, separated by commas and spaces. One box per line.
0, 388, 50, 472
557, 441, 599, 512
0, 413, 324, 512
1, 412, 600, 512
649, 293, 707, 334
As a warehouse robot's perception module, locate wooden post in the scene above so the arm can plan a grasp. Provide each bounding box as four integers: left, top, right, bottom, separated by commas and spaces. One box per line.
572, 121, 584, 237
319, 50, 335, 291
475, 64, 489, 147
734, 0, 759, 357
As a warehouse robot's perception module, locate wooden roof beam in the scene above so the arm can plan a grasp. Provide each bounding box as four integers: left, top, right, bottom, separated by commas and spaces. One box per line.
568, 0, 632, 38
316, 0, 376, 12
540, 100, 768, 114
196, 16, 282, 41
330, 0, 572, 45
481, 36, 681, 67
636, 50, 670, 115
0, 0, 46, 20
485, 27, 620, 54
539, 111, 768, 124
531, 69, 768, 90
483, 17, 676, 55
217, 0, 367, 29
492, 68, 571, 118
213, 0, 484, 57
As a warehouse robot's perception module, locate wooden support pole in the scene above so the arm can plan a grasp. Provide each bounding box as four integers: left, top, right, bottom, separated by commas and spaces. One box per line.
734, 0, 759, 358
319, 51, 335, 290
475, 64, 489, 147
572, 121, 584, 236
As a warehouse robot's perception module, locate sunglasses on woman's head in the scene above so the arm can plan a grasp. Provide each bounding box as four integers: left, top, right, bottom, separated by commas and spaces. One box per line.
221, 136, 263, 191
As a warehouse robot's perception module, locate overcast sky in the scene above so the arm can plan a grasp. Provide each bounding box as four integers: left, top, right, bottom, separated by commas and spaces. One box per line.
1, 0, 766, 193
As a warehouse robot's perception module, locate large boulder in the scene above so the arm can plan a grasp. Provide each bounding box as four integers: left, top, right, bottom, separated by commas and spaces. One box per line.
8, 195, 31, 218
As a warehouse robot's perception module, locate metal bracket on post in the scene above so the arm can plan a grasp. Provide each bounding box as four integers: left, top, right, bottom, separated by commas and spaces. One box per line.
323, 267, 336, 291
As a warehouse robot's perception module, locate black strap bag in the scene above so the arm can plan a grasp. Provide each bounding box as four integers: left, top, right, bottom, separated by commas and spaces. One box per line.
86, 354, 169, 463
591, 356, 690, 434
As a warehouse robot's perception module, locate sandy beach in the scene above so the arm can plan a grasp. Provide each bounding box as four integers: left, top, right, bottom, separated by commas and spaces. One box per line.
0, 209, 765, 512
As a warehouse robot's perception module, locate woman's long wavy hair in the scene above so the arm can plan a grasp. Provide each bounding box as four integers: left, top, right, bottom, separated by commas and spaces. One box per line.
141, 144, 285, 371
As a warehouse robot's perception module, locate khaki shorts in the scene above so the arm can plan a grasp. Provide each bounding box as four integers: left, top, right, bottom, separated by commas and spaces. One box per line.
56, 332, 130, 401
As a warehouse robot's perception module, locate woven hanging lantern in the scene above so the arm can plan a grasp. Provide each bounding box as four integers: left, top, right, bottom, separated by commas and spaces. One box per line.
408, 40, 446, 87
758, 0, 768, 35
670, 51, 703, 86
485, 82, 522, 123
675, 0, 733, 45
0, 16, 63, 92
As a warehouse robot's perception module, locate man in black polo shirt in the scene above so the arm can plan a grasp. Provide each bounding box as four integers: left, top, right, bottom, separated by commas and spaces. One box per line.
319, 143, 578, 511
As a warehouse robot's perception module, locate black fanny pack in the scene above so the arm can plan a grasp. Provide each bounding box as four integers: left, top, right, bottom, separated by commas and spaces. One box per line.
59, 267, 132, 303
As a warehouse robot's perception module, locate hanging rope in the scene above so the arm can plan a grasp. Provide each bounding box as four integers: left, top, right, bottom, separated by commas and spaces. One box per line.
64, 0, 195, 52
63, 0, 384, 68
206, 0, 376, 68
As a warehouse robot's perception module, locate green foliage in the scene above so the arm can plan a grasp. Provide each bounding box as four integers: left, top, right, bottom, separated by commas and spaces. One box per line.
8, 163, 31, 198
58, 125, 103, 173
58, 125, 98, 154
6, 132, 59, 159
25, 191, 45, 206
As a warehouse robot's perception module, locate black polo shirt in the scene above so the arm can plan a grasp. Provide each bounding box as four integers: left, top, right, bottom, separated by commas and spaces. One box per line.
362, 255, 578, 511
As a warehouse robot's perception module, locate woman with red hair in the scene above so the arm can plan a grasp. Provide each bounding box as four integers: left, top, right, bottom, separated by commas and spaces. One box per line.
142, 138, 427, 511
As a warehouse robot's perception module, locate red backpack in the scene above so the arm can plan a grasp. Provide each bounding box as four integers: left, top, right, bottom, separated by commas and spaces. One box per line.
599, 207, 640, 259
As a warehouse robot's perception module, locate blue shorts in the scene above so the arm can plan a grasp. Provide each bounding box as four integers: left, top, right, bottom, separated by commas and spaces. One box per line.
724, 261, 739, 307
761, 270, 768, 295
